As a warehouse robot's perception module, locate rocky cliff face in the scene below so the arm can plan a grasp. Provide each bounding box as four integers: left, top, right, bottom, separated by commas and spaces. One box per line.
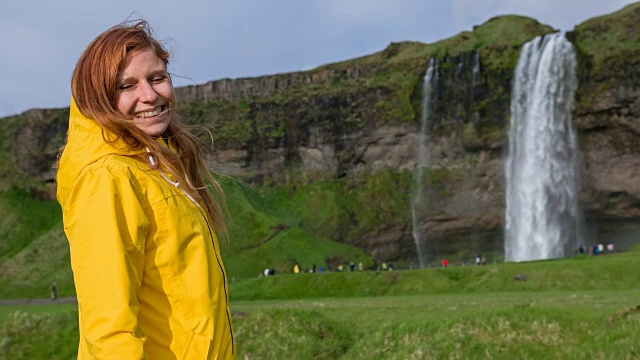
570, 4, 640, 223
576, 85, 640, 219
171, 15, 555, 263
2, 4, 640, 264
0, 107, 68, 198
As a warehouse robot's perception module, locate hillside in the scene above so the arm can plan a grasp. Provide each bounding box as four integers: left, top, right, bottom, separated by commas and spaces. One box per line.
1, 3, 640, 297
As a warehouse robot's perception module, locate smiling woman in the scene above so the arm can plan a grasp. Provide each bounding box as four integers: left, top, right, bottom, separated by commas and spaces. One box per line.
56, 20, 235, 359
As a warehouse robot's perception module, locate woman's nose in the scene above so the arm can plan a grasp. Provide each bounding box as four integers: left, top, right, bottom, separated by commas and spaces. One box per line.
139, 82, 158, 102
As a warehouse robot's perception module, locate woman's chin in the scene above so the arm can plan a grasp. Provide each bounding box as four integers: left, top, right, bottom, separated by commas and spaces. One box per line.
134, 117, 170, 137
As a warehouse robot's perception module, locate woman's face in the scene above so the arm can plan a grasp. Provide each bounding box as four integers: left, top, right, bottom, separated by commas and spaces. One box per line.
116, 48, 174, 137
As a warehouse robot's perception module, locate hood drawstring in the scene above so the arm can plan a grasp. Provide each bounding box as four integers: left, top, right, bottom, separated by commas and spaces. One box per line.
145, 147, 200, 208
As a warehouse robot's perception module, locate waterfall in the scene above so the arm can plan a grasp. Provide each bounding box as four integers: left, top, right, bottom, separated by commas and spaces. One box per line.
412, 57, 438, 268
456, 53, 465, 77
505, 33, 582, 262
472, 49, 481, 86
471, 49, 481, 124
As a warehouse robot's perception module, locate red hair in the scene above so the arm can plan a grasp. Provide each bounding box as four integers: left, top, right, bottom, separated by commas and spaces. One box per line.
71, 20, 226, 235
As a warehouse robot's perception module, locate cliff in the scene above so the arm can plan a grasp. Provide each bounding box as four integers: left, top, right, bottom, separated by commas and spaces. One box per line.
2, 3, 640, 265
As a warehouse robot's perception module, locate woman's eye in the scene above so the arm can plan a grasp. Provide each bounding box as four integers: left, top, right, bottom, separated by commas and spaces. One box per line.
118, 83, 134, 91
151, 76, 166, 83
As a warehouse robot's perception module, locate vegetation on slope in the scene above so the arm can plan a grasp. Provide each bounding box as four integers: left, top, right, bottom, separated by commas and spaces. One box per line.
0, 108, 68, 195
572, 1, 640, 109
573, 2, 640, 75
178, 15, 554, 151
0, 178, 377, 299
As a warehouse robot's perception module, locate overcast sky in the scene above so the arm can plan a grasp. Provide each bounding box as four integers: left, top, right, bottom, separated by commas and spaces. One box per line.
0, 0, 636, 117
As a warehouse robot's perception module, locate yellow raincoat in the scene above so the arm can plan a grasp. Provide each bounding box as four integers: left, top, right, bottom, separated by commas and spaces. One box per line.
57, 99, 235, 359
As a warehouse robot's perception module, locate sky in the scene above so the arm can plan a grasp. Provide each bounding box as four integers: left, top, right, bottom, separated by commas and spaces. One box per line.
0, 0, 636, 117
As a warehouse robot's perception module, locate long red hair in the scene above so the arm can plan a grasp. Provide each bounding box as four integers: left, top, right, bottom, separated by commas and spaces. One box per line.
71, 20, 227, 235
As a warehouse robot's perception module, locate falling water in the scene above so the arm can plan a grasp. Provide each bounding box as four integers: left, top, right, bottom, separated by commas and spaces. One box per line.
505, 33, 582, 262
472, 49, 481, 86
456, 53, 465, 77
412, 57, 438, 268
471, 49, 481, 124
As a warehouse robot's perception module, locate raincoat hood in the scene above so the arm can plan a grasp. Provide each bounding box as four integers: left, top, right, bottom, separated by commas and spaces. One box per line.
56, 98, 145, 207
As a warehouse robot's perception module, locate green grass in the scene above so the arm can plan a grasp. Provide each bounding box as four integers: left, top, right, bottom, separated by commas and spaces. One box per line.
231, 289, 640, 359
0, 303, 77, 323
0, 189, 62, 262
234, 309, 352, 359
230, 251, 640, 300
0, 250, 639, 358
573, 2, 640, 71
0, 223, 74, 299
230, 169, 415, 252
0, 308, 78, 359
229, 252, 640, 358
572, 2, 640, 110
220, 177, 375, 279
0, 189, 70, 299
225, 227, 373, 280
320, 15, 553, 71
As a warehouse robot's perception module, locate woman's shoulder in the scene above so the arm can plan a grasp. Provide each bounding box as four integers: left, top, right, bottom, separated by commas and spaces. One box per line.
81, 154, 150, 181
71, 154, 159, 203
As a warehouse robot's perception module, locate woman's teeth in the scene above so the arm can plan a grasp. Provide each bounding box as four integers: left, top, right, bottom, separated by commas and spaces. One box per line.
135, 107, 163, 119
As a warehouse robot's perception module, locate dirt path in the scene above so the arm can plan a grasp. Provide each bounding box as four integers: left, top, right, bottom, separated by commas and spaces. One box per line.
0, 297, 77, 306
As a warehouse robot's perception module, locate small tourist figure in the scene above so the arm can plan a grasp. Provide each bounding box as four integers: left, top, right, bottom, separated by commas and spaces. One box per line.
50, 282, 58, 300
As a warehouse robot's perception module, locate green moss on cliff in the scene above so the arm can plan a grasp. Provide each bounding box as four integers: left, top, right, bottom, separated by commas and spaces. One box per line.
0, 108, 68, 194
189, 16, 554, 132
239, 169, 414, 250
307, 16, 552, 145
180, 99, 253, 147
572, 2, 640, 110
573, 3, 640, 72
351, 170, 413, 232
241, 165, 468, 254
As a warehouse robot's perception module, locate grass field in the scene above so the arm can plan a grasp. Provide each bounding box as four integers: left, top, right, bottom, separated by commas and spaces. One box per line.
232, 290, 640, 359
1, 250, 639, 359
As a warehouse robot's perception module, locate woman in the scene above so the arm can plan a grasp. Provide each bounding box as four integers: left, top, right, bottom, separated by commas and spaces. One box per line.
56, 20, 235, 359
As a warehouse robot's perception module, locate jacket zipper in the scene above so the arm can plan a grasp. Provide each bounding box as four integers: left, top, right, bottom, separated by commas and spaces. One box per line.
147, 147, 235, 352
195, 206, 236, 354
